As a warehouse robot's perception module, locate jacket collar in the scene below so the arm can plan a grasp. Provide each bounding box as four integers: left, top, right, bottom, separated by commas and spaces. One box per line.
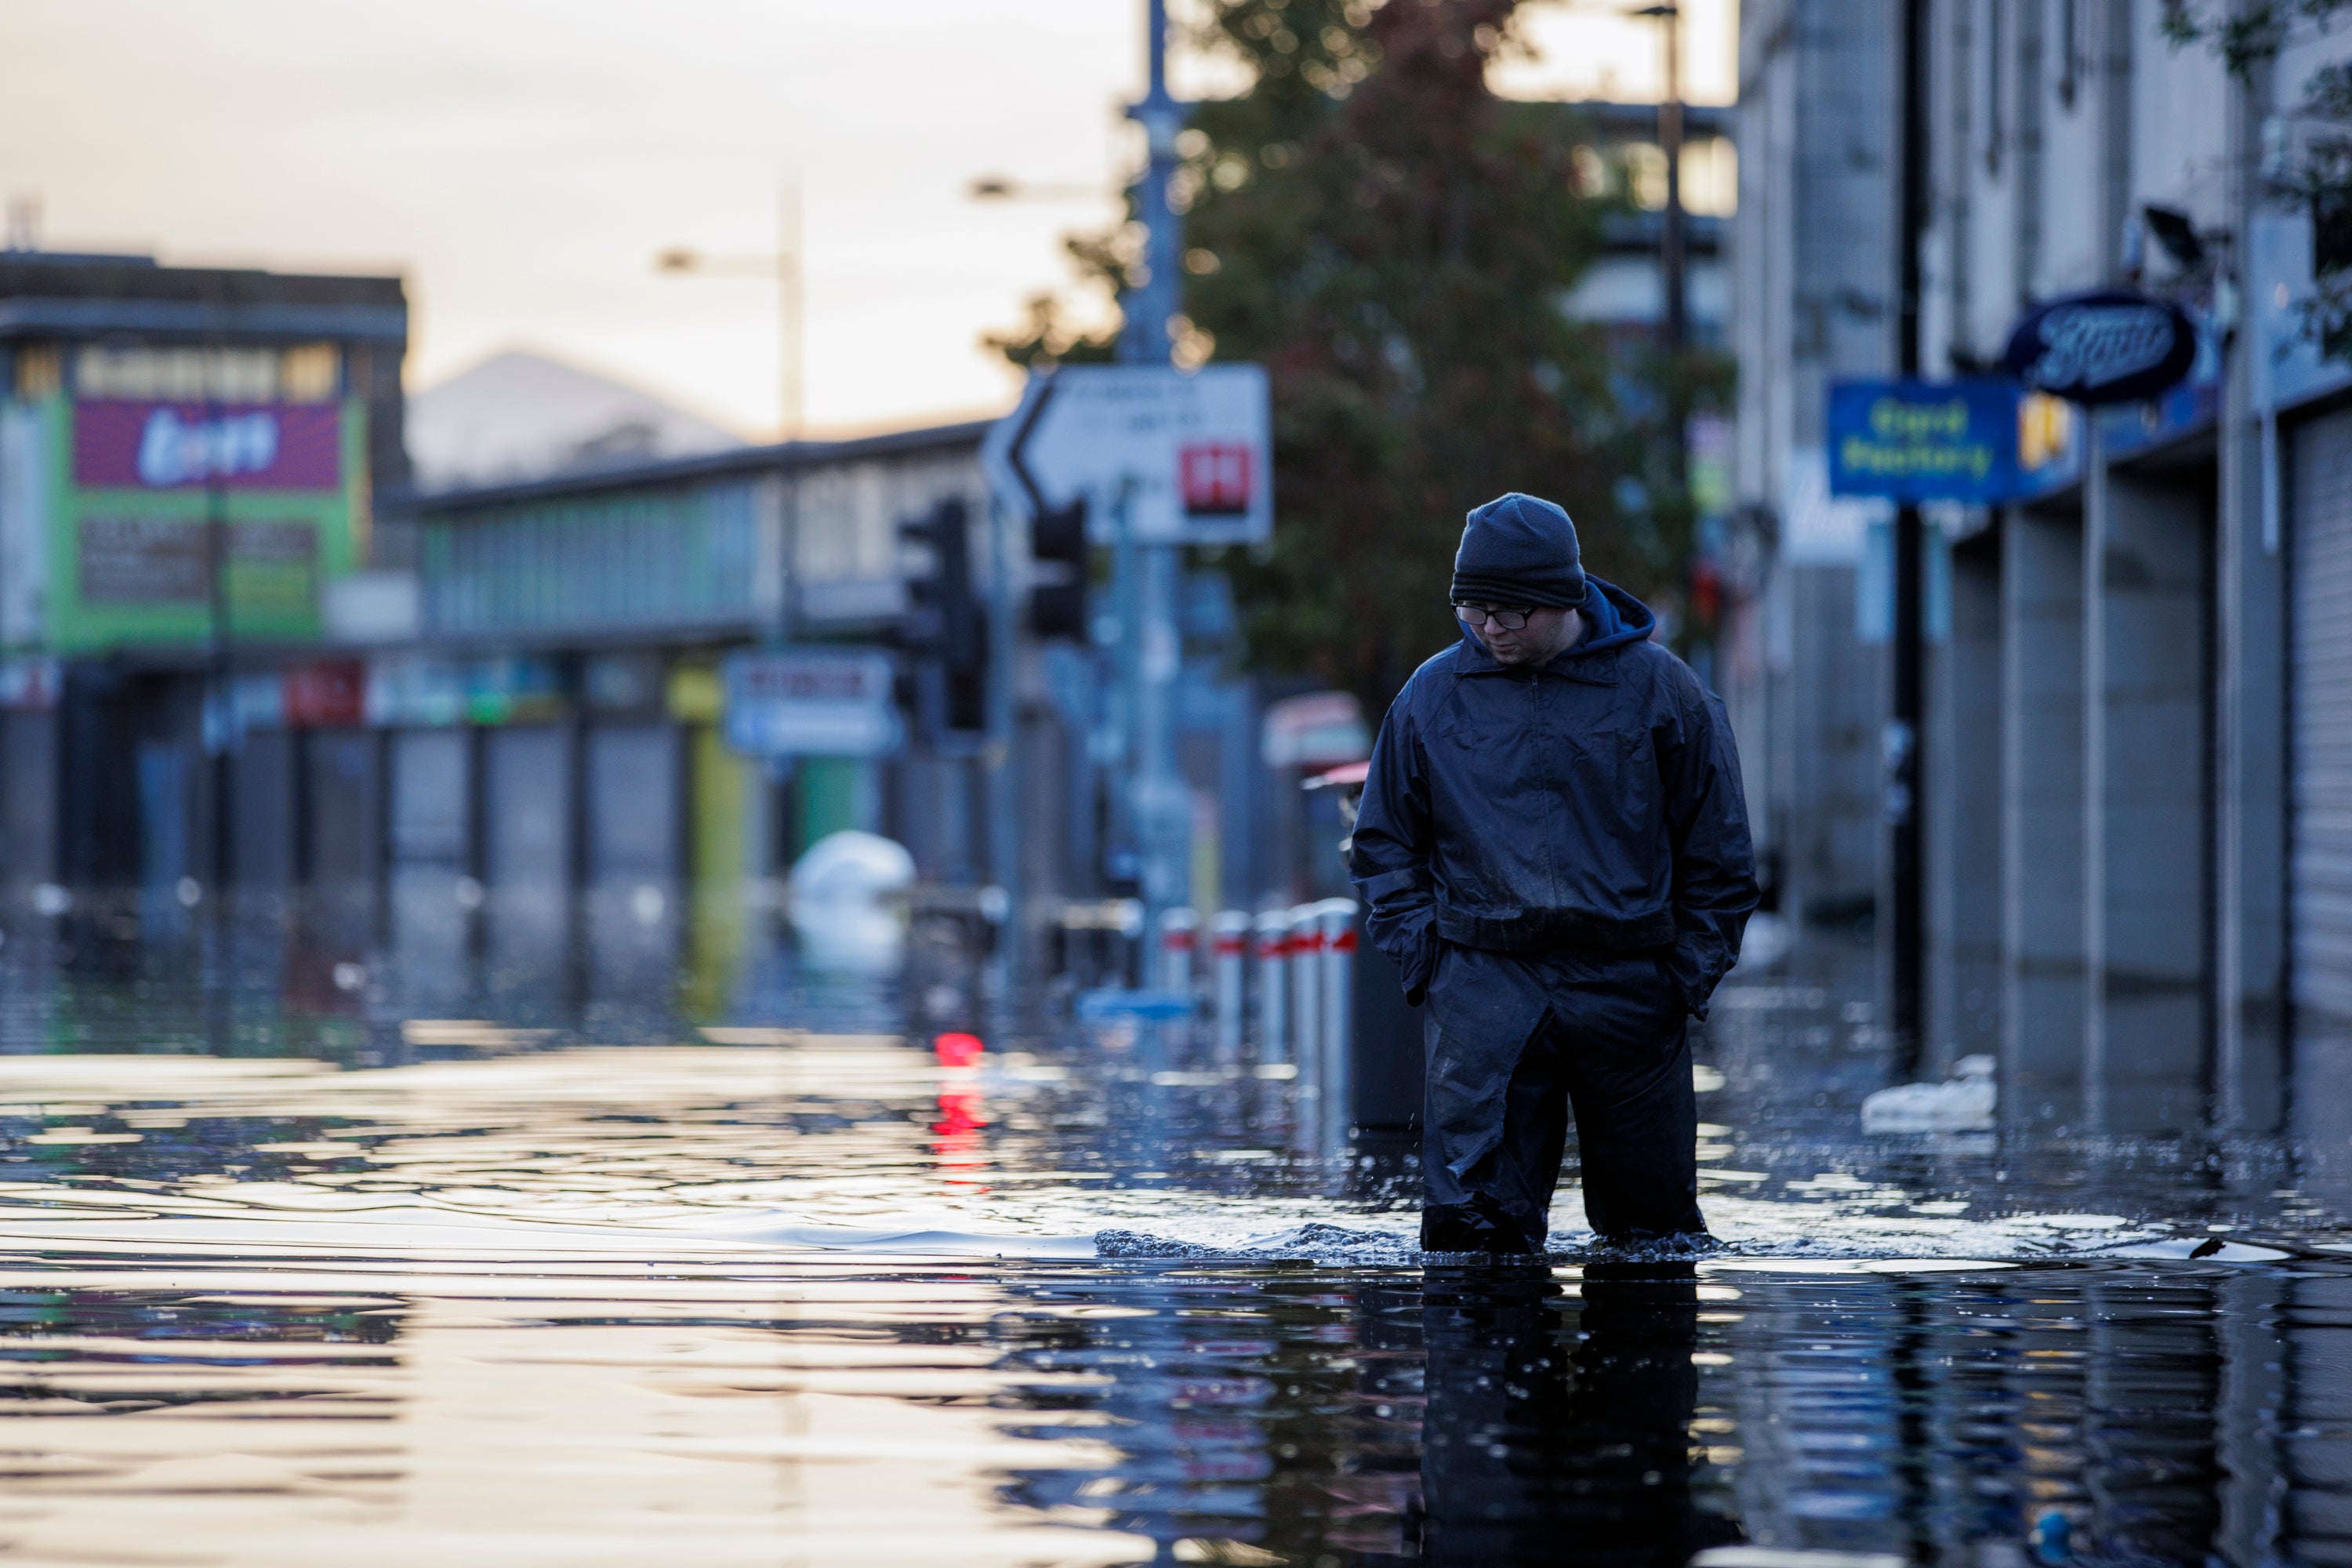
1450, 628, 1622, 685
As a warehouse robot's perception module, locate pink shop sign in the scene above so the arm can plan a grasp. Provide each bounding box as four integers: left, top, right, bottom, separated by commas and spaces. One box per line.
73, 400, 342, 492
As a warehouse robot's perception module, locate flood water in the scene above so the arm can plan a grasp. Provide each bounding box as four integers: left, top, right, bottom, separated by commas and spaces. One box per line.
1, 895, 2350, 1565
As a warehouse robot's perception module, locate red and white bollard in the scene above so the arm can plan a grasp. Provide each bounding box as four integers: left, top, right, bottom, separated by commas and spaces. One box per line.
1254, 907, 1290, 1065
1287, 902, 1324, 1083
1316, 898, 1359, 1133
1211, 909, 1249, 1062
1156, 906, 1198, 997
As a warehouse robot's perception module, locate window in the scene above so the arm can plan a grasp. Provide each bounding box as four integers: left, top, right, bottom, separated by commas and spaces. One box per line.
13, 344, 61, 399
71, 343, 341, 403
1984, 0, 2005, 172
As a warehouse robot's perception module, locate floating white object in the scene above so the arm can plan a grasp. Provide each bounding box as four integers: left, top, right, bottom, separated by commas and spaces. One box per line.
1860, 1053, 1997, 1132
1730, 911, 1792, 972
787, 830, 915, 974
1692, 1550, 1905, 1568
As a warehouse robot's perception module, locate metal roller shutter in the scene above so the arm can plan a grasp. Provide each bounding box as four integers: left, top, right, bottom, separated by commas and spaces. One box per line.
2293, 408, 2352, 1022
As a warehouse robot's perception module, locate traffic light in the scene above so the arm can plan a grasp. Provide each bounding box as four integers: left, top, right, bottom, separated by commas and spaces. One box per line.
1029, 499, 1088, 641
899, 496, 987, 736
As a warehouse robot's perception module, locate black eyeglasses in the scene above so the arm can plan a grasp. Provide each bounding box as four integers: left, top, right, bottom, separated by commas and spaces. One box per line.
1453, 601, 1534, 632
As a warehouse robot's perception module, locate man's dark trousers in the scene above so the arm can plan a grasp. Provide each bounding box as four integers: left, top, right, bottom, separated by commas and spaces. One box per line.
1419, 944, 1701, 1254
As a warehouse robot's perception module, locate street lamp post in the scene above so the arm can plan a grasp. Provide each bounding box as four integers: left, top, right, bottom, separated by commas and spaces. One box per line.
1889, 0, 1931, 1066
198, 282, 234, 902
967, 177, 1110, 204
1634, 3, 1686, 354
655, 179, 804, 441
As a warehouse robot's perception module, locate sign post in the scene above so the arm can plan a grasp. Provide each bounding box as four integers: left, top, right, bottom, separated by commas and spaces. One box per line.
984, 361, 1272, 925
975, 0, 1279, 946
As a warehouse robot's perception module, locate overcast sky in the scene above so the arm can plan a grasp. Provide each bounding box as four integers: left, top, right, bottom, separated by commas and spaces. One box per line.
3, 0, 1734, 438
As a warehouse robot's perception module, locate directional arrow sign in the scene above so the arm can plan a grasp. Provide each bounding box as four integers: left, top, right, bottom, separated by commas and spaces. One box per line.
982, 363, 1272, 546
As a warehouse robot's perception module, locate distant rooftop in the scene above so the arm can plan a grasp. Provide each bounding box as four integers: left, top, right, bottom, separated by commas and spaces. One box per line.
0, 252, 406, 344
0, 249, 158, 270
416, 415, 995, 514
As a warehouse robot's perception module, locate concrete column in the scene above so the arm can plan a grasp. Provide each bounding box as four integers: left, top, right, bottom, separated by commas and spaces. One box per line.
1927, 528, 2003, 1073
2002, 506, 2085, 1124
1787, 562, 1882, 925
2216, 455, 2290, 1133
2082, 431, 2112, 1125
2215, 47, 2288, 1133
2092, 466, 2212, 1131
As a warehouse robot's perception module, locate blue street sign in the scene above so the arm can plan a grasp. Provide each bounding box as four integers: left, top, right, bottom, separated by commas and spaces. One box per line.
1828, 379, 2022, 503
723, 648, 902, 759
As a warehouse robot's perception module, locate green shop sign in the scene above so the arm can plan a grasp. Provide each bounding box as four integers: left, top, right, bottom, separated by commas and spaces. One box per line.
15, 395, 366, 653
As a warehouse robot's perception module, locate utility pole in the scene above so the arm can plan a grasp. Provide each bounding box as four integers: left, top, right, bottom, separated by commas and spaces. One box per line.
655, 172, 804, 442
1637, 2, 1693, 633
1636, 3, 1687, 354
778, 176, 804, 441
200, 285, 234, 902
1120, 0, 1185, 368
1889, 0, 1931, 1066
1118, 0, 1193, 925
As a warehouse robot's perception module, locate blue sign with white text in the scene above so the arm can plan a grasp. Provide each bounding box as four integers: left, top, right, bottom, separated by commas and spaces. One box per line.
1828, 379, 2022, 503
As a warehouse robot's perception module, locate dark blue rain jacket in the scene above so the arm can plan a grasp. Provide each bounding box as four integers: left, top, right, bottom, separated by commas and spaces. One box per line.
1348, 576, 1758, 1025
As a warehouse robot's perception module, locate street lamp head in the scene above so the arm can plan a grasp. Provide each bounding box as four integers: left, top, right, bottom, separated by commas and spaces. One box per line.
1632, 3, 1679, 14
968, 176, 1014, 201
655, 248, 700, 273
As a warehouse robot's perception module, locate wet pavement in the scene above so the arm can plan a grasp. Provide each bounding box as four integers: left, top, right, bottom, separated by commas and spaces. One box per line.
0, 897, 2347, 1565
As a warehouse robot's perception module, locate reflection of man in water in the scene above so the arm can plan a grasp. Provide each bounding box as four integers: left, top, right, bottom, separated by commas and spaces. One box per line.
1414, 1261, 1740, 1565
1352, 492, 1755, 1253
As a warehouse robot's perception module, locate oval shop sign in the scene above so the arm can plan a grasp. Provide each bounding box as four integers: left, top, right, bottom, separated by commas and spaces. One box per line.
2000, 289, 2198, 405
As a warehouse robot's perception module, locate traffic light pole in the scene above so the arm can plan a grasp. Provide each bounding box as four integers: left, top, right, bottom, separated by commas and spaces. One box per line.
985, 492, 1024, 1000
1118, 0, 1194, 927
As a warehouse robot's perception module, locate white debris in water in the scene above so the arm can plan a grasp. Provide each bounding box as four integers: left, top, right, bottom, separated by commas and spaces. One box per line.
1860, 1054, 1996, 1132
788, 830, 916, 975
1729, 912, 1794, 973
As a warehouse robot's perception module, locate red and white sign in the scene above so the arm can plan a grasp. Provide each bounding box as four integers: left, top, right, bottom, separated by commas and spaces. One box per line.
1179, 442, 1254, 517
983, 364, 1272, 546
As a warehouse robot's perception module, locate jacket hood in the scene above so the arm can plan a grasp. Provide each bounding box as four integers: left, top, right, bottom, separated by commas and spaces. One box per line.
1559, 574, 1655, 657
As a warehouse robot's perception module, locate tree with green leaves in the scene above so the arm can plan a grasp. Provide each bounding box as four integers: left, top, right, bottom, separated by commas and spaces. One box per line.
2166, 1, 2352, 358
991, 0, 1703, 708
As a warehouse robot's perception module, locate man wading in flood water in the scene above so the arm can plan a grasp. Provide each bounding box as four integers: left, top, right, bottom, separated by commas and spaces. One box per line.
1350, 492, 1758, 1254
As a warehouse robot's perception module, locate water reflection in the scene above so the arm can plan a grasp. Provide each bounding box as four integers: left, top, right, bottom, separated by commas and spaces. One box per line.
0, 899, 2350, 1561
1414, 1261, 1739, 1564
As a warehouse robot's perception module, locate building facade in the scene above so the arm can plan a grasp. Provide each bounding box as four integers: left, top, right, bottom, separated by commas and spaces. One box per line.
1735, 0, 2352, 1143
1730, 0, 1896, 933
0, 252, 408, 902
